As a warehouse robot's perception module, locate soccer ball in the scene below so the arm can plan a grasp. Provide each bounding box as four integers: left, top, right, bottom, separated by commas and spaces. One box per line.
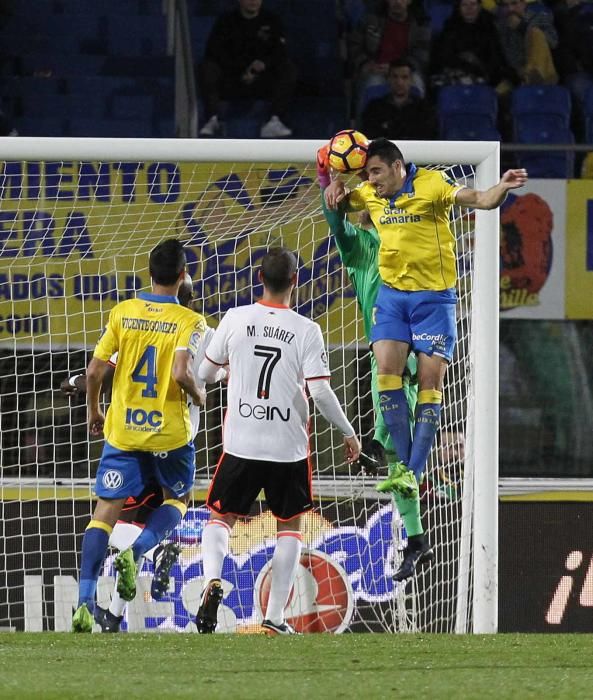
328, 130, 369, 172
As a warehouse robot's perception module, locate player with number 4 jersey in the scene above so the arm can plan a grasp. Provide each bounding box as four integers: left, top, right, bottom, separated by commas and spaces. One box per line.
72, 239, 208, 633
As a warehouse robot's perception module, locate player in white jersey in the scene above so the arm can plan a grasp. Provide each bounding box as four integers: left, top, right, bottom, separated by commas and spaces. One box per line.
61, 275, 226, 632
197, 247, 361, 635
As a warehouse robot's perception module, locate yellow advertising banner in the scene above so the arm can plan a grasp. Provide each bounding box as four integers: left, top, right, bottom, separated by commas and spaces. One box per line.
0, 160, 359, 349
565, 179, 593, 319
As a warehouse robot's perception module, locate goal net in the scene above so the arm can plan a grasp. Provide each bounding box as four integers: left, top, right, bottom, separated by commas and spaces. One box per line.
0, 138, 499, 634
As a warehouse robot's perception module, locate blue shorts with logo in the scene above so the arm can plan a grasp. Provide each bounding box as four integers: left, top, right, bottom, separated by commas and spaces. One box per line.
370, 285, 457, 361
95, 441, 195, 499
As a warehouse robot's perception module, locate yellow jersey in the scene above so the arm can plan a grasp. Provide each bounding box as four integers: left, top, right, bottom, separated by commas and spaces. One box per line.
348, 165, 465, 291
93, 291, 208, 452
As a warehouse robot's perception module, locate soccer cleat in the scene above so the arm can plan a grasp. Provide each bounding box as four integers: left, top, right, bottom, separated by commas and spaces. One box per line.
94, 605, 123, 633
393, 540, 435, 582
261, 619, 301, 635
151, 542, 181, 600
72, 603, 94, 633
376, 462, 418, 497
260, 115, 292, 138
114, 548, 137, 602
199, 114, 222, 137
195, 579, 224, 633
358, 439, 387, 476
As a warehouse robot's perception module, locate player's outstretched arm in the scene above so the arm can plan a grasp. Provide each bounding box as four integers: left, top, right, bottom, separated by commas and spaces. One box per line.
455, 169, 528, 210
307, 378, 361, 463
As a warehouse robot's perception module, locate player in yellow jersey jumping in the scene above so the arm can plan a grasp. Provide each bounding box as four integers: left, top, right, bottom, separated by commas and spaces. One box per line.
72, 239, 208, 632
325, 138, 527, 578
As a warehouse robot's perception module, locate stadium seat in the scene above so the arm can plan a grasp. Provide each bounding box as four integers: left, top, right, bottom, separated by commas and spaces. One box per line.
427, 0, 453, 33
67, 117, 153, 138
22, 53, 106, 77
18, 117, 68, 137
191, 16, 217, 62
359, 83, 391, 114
437, 85, 498, 132
443, 121, 501, 142
106, 16, 167, 56
289, 96, 348, 138
515, 125, 575, 178
111, 94, 154, 121
511, 86, 572, 138
584, 86, 593, 143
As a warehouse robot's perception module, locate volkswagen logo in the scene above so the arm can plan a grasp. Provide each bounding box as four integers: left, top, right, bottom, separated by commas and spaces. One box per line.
102, 470, 123, 490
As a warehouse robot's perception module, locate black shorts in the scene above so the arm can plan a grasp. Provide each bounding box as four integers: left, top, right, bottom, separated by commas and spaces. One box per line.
119, 483, 163, 526
207, 453, 313, 521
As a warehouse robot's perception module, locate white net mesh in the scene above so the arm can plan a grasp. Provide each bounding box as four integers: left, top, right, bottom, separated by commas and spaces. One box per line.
0, 149, 481, 633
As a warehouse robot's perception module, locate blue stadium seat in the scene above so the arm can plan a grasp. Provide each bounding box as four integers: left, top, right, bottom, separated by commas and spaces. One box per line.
111, 94, 154, 120
437, 85, 498, 132
289, 96, 348, 138
18, 117, 68, 137
106, 16, 167, 56
223, 99, 268, 138
511, 86, 571, 138
340, 0, 367, 29
584, 86, 593, 143
67, 118, 153, 138
22, 53, 106, 77
516, 125, 575, 178
427, 0, 453, 33
359, 83, 391, 114
191, 16, 217, 62
443, 122, 501, 141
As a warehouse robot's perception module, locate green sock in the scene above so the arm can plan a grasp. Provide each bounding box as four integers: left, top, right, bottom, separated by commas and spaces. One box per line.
389, 463, 423, 536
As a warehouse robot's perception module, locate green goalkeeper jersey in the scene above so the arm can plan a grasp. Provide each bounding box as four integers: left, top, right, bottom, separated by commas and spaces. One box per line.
322, 193, 378, 340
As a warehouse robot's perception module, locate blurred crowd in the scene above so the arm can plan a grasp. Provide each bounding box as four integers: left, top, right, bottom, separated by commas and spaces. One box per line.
197, 0, 593, 161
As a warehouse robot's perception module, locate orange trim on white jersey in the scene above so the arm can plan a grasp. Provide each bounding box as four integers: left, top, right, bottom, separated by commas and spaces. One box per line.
277, 531, 303, 540
204, 353, 226, 367
305, 375, 331, 381
257, 300, 290, 309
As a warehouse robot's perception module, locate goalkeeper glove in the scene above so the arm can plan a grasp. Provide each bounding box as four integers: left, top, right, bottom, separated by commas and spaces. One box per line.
316, 144, 331, 189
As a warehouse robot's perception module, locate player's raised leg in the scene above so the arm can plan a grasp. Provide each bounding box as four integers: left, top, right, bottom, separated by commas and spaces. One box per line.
116, 444, 195, 601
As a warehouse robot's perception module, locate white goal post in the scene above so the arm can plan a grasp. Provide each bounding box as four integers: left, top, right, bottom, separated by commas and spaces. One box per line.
0, 137, 499, 634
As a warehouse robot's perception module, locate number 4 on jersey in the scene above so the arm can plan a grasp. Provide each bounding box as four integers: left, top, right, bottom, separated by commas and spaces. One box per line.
132, 345, 158, 398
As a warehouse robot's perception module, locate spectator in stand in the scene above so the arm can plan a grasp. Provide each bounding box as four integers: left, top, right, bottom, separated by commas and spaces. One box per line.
348, 0, 431, 118
553, 0, 593, 135
361, 58, 437, 139
495, 0, 559, 86
420, 427, 465, 504
198, 0, 296, 139
430, 0, 513, 92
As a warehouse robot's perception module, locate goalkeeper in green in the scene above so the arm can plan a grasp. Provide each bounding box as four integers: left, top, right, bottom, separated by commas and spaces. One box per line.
317, 145, 433, 581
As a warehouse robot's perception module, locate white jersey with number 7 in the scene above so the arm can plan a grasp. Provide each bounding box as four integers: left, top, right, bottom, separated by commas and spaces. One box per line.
204, 301, 331, 462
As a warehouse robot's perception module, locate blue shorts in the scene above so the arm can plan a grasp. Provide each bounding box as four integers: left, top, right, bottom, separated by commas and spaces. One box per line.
370, 285, 457, 361
95, 441, 195, 500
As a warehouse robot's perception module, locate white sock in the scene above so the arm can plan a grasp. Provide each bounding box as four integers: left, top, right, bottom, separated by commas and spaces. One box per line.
109, 574, 127, 618
144, 545, 157, 563
202, 520, 230, 583
265, 532, 302, 625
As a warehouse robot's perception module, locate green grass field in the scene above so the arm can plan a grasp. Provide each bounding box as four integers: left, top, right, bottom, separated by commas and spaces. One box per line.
0, 633, 592, 699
